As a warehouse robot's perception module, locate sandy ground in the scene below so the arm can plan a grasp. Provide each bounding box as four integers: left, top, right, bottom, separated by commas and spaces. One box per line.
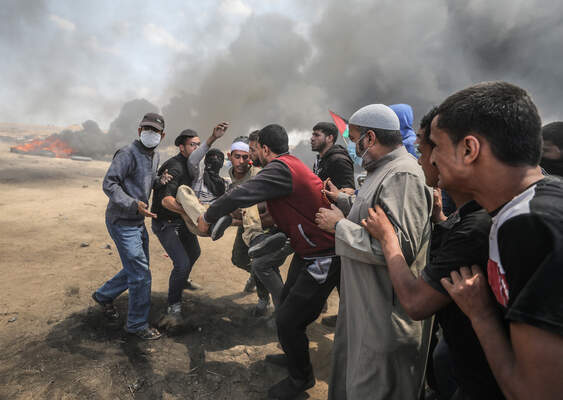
0, 141, 339, 399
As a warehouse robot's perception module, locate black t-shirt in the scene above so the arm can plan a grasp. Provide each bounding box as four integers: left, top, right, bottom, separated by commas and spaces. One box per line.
151, 153, 194, 221
422, 201, 504, 399
488, 176, 563, 337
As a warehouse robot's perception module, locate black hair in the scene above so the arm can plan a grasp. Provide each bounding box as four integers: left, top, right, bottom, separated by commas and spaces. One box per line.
258, 124, 289, 154
232, 135, 249, 145
419, 106, 439, 144
313, 122, 338, 143
248, 130, 260, 142
356, 125, 403, 148
542, 122, 563, 150
175, 128, 198, 146
436, 81, 542, 166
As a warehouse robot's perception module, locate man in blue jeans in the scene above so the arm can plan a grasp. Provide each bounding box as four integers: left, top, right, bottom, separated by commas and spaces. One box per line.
92, 112, 167, 340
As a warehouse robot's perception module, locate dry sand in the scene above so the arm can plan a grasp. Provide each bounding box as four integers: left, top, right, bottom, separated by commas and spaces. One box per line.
0, 139, 338, 399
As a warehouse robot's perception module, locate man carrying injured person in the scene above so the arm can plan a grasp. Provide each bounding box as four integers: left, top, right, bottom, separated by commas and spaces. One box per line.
197, 124, 340, 399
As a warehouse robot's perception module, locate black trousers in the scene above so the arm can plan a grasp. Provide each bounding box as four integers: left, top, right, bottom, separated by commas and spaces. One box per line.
276, 254, 341, 380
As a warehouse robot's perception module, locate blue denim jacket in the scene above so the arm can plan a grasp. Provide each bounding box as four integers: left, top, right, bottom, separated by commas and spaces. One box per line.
103, 140, 160, 226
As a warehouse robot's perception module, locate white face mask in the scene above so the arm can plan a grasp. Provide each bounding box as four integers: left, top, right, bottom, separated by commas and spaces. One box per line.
140, 130, 161, 148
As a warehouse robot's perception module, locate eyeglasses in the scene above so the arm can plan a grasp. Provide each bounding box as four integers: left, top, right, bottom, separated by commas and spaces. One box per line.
188, 142, 201, 148
232, 154, 249, 160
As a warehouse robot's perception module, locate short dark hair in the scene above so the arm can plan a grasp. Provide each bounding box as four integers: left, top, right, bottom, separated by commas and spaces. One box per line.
419, 106, 439, 144
356, 125, 403, 147
542, 122, 563, 150
175, 129, 198, 146
313, 122, 338, 143
436, 81, 542, 166
258, 124, 289, 154
248, 130, 260, 142
232, 135, 249, 145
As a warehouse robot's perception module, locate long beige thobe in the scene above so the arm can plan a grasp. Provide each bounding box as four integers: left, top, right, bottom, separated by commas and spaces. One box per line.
329, 146, 434, 400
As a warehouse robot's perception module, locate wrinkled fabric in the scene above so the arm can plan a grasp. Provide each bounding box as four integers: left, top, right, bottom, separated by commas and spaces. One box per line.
329, 146, 433, 400
390, 104, 418, 158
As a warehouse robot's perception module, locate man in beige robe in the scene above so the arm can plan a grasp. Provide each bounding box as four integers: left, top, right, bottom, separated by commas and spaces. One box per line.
316, 104, 433, 399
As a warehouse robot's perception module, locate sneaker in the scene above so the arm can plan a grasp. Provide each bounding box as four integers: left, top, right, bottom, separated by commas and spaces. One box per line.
244, 275, 256, 293
167, 303, 182, 314
210, 215, 232, 241
184, 279, 202, 291
133, 326, 162, 340
158, 303, 183, 330
91, 292, 120, 321
248, 232, 288, 259
267, 374, 315, 399
251, 296, 271, 317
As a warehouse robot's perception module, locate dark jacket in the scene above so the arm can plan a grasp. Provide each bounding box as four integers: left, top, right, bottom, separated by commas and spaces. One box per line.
151, 152, 195, 221
313, 144, 355, 189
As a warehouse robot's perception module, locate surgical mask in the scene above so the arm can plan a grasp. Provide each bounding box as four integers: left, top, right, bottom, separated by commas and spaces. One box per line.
140, 130, 161, 148
348, 133, 371, 167
347, 142, 363, 167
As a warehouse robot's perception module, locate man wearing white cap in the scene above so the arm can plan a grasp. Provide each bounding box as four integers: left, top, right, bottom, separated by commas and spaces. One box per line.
316, 104, 433, 399
227, 135, 275, 315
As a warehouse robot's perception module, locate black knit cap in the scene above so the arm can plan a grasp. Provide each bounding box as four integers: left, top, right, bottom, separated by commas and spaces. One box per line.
175, 129, 199, 146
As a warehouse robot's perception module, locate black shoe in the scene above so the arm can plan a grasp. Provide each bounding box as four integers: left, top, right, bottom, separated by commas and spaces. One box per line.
321, 315, 337, 327
131, 326, 162, 340
251, 296, 271, 317
267, 375, 315, 399
248, 232, 288, 258
92, 292, 120, 321
210, 215, 232, 241
265, 353, 288, 367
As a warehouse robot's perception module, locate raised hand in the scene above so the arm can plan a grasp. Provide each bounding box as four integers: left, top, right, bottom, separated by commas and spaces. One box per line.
212, 122, 229, 139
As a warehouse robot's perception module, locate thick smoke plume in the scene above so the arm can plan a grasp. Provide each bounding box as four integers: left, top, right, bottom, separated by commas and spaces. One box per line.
160, 0, 563, 148
4, 0, 563, 159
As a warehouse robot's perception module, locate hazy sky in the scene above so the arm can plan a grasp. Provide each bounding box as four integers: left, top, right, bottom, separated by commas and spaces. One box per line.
2, 0, 562, 139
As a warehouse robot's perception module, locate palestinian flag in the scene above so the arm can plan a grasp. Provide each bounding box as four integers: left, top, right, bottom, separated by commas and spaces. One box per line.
329, 110, 349, 139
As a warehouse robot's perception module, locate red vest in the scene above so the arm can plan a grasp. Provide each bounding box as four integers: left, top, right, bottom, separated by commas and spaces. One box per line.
267, 154, 335, 257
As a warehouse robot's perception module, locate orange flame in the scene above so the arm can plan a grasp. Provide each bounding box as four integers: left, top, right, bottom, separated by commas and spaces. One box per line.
11, 136, 74, 158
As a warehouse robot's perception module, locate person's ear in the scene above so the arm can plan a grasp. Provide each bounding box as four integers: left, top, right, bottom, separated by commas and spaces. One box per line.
367, 130, 377, 146
462, 135, 480, 164
227, 151, 231, 160
161, 131, 165, 140
138, 127, 142, 136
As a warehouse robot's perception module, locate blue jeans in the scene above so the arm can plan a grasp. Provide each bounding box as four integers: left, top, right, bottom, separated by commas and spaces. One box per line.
151, 218, 200, 305
96, 220, 151, 332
